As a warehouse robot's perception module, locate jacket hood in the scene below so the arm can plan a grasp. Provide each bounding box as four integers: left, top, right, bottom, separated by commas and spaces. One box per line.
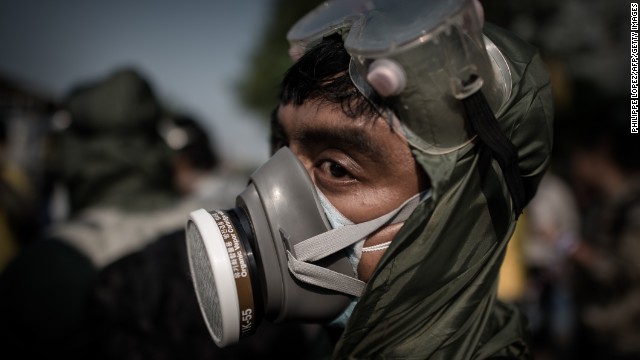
335, 24, 552, 359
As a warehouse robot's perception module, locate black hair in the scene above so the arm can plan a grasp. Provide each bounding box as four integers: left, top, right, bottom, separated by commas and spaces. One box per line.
278, 33, 384, 120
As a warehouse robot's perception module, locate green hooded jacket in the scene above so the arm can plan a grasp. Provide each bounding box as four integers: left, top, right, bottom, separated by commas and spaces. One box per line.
333, 24, 553, 359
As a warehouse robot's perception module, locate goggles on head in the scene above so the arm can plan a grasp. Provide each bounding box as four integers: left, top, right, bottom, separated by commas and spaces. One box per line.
287, 0, 512, 153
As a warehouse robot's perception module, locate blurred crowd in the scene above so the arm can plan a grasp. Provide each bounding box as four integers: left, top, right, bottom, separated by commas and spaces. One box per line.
496, 88, 639, 360
482, 1, 637, 359
0, 1, 636, 359
0, 68, 330, 360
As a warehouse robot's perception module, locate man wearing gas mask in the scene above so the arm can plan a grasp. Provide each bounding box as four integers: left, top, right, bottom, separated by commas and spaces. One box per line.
186, 0, 553, 358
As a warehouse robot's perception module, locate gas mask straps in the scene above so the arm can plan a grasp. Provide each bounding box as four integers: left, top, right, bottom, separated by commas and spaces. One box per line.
286, 190, 425, 297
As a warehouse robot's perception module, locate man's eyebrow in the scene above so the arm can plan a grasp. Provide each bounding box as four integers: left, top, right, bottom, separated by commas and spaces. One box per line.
292, 124, 382, 159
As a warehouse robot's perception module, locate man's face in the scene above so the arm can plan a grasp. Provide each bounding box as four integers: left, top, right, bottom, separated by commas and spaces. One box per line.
276, 101, 429, 282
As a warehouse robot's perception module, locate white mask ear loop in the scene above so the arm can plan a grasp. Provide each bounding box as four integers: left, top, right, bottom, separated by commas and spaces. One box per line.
362, 241, 392, 253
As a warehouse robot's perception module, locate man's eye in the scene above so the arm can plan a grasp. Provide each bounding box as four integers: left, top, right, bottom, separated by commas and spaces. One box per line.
328, 162, 349, 178
319, 160, 351, 179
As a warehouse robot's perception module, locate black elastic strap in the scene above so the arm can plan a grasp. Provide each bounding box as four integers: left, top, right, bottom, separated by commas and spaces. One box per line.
462, 89, 526, 219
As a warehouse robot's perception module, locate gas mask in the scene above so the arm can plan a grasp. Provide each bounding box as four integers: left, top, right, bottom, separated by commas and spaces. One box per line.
186, 147, 424, 347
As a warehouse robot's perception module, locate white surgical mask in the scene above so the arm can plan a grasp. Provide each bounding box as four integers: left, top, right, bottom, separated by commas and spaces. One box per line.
316, 189, 364, 276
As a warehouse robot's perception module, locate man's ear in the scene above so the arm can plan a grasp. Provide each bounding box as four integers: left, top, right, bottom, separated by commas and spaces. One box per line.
270, 106, 288, 155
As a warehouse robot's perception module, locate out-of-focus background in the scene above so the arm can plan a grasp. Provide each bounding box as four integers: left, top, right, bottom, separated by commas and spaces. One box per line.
0, 0, 635, 359
0, 0, 272, 169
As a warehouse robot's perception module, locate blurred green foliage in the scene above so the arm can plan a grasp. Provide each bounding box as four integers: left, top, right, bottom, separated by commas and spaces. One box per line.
235, 0, 323, 122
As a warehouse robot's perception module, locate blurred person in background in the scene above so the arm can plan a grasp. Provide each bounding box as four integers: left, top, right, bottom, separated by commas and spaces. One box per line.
0, 78, 55, 273
0, 114, 39, 272
0, 68, 197, 359
161, 113, 246, 208
566, 93, 640, 359
45, 69, 190, 267
521, 172, 581, 359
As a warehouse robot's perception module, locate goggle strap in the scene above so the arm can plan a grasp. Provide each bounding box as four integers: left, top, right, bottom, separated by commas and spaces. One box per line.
462, 86, 526, 219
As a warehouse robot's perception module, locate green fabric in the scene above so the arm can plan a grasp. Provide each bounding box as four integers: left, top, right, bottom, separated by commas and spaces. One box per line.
334, 24, 553, 359
66, 69, 162, 132
54, 69, 177, 214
